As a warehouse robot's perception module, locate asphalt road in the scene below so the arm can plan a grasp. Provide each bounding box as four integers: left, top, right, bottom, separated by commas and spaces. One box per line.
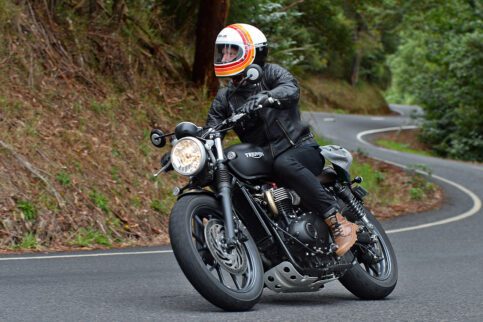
1, 107, 482, 322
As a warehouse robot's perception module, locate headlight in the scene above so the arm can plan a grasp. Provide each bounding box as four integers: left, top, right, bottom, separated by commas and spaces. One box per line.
171, 137, 207, 176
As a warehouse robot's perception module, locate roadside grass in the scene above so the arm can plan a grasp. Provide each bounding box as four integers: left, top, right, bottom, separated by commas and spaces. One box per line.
89, 190, 110, 214
14, 232, 39, 250
17, 200, 37, 221
350, 160, 385, 201
55, 171, 72, 186
313, 133, 332, 147
301, 77, 391, 115
375, 139, 435, 157
406, 164, 437, 201
70, 228, 112, 247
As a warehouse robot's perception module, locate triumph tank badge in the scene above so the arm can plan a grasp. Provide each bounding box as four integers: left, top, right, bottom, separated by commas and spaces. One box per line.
227, 151, 237, 160
245, 152, 264, 159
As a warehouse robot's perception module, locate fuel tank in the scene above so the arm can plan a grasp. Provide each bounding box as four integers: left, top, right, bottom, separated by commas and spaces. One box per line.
225, 144, 273, 180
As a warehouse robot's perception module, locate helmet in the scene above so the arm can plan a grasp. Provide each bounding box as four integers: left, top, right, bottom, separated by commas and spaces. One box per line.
214, 23, 268, 78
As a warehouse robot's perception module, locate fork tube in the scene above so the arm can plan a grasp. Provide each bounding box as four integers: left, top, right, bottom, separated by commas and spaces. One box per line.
214, 136, 236, 249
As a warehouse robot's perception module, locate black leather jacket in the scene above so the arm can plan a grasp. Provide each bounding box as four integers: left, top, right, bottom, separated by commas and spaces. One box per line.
206, 63, 313, 157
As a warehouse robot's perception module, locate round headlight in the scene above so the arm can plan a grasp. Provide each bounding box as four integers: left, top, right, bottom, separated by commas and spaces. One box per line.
171, 137, 207, 176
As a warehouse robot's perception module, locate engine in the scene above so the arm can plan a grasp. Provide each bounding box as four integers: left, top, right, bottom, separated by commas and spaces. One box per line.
263, 187, 330, 249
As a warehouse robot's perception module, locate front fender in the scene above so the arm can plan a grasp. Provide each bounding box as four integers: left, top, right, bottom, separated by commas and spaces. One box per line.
176, 188, 216, 200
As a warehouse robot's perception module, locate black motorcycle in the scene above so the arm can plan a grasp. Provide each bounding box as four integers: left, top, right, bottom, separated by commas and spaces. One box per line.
150, 96, 397, 311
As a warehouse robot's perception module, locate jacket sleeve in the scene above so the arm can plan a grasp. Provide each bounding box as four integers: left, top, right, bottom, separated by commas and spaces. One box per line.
264, 64, 300, 109
206, 88, 230, 128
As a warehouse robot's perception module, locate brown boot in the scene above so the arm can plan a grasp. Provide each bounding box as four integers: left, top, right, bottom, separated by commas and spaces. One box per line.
325, 213, 358, 256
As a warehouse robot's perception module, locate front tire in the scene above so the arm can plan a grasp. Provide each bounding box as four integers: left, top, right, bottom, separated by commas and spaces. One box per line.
340, 209, 398, 299
169, 194, 264, 311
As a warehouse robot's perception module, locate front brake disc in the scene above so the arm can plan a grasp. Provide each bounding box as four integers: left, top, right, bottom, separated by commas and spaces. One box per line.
204, 219, 248, 274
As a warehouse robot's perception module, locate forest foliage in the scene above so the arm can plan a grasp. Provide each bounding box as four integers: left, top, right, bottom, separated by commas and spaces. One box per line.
387, 0, 482, 161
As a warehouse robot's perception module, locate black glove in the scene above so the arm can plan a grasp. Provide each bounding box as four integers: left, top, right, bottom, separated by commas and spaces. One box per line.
238, 93, 270, 114
251, 92, 270, 108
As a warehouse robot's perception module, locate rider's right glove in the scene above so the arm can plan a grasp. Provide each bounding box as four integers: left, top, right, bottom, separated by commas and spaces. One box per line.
238, 92, 270, 114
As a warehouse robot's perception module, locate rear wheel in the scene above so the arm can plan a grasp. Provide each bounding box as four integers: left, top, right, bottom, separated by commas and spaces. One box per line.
340, 209, 398, 299
169, 194, 264, 311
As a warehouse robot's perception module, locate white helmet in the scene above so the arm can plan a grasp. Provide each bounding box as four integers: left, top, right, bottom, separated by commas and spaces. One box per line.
214, 23, 268, 78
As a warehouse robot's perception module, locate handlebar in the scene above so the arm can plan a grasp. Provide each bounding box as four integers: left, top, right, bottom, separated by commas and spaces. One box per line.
223, 97, 281, 126
263, 97, 281, 108
201, 97, 281, 138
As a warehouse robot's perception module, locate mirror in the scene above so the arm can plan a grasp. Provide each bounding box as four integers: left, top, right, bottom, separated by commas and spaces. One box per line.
244, 64, 263, 84
150, 129, 166, 148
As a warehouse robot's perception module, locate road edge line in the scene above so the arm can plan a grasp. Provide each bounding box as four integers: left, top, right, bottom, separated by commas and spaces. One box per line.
356, 126, 481, 234
0, 250, 173, 261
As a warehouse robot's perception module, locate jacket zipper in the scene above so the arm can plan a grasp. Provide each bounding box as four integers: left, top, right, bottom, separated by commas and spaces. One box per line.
264, 121, 275, 157
276, 119, 295, 146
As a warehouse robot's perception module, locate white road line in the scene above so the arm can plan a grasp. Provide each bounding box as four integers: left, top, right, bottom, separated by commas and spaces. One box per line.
356, 125, 418, 145
356, 126, 481, 234
0, 250, 173, 261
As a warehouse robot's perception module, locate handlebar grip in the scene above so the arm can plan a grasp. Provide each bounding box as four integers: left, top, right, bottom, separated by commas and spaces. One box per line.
259, 97, 281, 109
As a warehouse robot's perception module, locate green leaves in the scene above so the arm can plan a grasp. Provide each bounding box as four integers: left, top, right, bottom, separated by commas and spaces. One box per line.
228, 0, 397, 84
388, 0, 483, 161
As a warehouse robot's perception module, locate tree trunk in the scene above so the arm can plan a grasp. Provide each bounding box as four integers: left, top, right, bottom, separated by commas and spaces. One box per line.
192, 0, 230, 94
350, 45, 362, 86
343, 0, 366, 87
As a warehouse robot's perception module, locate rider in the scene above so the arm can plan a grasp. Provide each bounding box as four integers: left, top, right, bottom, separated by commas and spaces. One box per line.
206, 23, 358, 256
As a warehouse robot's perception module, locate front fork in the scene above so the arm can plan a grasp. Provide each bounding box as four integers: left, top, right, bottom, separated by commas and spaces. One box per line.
214, 136, 237, 249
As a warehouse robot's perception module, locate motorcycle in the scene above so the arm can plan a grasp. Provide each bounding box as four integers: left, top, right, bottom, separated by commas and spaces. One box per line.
150, 74, 397, 311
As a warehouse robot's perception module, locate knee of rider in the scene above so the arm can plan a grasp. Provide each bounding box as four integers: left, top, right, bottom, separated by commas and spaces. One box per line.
273, 156, 298, 174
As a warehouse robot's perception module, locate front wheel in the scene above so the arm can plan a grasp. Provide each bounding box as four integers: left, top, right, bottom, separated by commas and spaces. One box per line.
340, 209, 398, 299
169, 194, 264, 311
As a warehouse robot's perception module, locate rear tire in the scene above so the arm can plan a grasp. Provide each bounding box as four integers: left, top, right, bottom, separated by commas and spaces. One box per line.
340, 210, 398, 299
169, 194, 264, 311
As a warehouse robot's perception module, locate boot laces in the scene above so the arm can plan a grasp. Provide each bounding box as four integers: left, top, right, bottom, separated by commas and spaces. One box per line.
332, 223, 344, 237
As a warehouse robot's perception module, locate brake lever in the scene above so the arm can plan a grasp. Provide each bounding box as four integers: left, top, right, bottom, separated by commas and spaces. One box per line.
153, 160, 172, 177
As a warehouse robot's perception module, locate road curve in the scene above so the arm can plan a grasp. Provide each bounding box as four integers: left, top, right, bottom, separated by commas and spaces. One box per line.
1, 109, 482, 322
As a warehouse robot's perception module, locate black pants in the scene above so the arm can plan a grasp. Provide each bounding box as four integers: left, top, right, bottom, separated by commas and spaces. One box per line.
272, 143, 339, 219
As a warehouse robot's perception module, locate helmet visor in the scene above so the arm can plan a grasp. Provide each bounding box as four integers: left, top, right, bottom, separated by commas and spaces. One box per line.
214, 44, 244, 65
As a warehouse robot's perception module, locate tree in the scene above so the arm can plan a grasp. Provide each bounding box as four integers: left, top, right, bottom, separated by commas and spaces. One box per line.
192, 0, 230, 93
